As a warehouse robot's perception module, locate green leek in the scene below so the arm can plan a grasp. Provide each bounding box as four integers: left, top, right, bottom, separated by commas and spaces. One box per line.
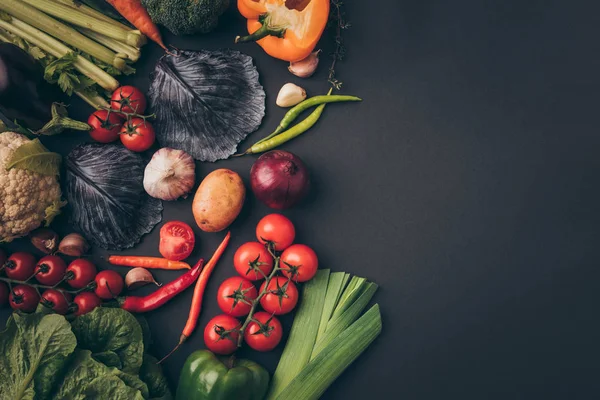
267, 271, 381, 400
0, 0, 127, 70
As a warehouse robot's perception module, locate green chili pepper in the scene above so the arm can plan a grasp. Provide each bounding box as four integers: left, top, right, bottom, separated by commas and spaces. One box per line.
254, 89, 361, 146
247, 101, 329, 154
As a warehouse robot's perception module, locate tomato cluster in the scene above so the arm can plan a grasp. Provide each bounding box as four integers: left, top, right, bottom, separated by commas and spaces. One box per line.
0, 251, 124, 316
204, 214, 319, 355
88, 86, 155, 152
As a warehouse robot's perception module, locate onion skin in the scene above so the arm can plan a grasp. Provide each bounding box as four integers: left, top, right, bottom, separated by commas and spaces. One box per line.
250, 150, 310, 210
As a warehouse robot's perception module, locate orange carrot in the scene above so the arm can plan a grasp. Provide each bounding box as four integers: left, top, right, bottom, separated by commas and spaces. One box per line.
108, 255, 190, 270
106, 0, 167, 50
158, 232, 231, 363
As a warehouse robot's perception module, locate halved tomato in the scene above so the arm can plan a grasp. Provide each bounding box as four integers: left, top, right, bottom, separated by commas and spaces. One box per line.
159, 221, 195, 261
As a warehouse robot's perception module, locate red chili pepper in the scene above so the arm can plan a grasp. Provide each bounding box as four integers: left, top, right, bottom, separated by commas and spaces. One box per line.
120, 258, 204, 313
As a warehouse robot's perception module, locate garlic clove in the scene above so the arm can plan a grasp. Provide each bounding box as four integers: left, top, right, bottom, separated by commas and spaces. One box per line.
276, 83, 307, 108
58, 233, 90, 257
125, 267, 161, 290
30, 228, 59, 254
144, 148, 196, 201
288, 50, 321, 78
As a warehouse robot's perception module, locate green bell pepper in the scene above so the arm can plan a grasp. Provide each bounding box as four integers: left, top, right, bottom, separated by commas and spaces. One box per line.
176, 350, 269, 400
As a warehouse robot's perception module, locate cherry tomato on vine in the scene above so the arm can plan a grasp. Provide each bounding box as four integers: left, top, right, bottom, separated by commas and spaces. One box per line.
244, 311, 283, 352
34, 255, 67, 286
88, 110, 124, 143
159, 221, 195, 261
260, 276, 298, 315
66, 259, 97, 289
4, 252, 36, 280
94, 270, 124, 299
256, 214, 295, 251
110, 85, 146, 114
204, 314, 240, 355
233, 242, 274, 281
280, 244, 319, 282
9, 284, 40, 313
0, 282, 9, 306
120, 117, 155, 152
73, 292, 102, 316
217, 276, 258, 317
41, 289, 72, 315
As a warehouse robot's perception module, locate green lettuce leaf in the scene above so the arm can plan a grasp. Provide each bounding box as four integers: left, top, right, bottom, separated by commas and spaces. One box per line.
70, 308, 144, 374
114, 370, 150, 399
53, 350, 144, 400
0, 313, 76, 399
139, 354, 173, 400
5, 138, 61, 176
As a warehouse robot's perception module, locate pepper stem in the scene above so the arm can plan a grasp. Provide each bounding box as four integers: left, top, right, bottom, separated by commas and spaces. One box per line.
36, 103, 91, 136
235, 15, 287, 44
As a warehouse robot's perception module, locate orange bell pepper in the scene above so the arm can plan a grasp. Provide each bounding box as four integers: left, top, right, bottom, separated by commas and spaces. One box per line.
235, 0, 330, 62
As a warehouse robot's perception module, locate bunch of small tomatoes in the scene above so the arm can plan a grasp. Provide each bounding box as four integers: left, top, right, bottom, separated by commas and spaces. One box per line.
0, 249, 124, 316
204, 214, 319, 354
87, 85, 155, 152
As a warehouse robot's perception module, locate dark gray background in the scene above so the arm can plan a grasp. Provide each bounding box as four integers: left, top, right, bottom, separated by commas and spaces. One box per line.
2, 0, 599, 398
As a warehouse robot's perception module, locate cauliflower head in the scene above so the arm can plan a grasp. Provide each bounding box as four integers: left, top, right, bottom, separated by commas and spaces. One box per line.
0, 132, 64, 242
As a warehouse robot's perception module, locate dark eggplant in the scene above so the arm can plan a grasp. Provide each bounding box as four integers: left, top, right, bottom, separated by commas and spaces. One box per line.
0, 43, 64, 129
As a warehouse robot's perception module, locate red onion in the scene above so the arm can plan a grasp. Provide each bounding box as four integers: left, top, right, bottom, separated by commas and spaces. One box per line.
250, 150, 310, 209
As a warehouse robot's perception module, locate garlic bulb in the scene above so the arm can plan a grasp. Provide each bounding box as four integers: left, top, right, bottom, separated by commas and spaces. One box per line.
144, 148, 195, 201
288, 50, 321, 78
276, 83, 307, 107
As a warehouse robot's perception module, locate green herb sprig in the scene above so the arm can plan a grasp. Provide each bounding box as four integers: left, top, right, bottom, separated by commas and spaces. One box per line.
328, 0, 351, 90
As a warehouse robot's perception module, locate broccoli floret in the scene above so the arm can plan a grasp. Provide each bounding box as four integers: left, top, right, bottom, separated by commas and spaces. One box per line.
142, 0, 230, 36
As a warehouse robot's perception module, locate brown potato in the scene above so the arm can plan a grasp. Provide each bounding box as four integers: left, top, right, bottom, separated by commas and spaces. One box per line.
192, 169, 245, 232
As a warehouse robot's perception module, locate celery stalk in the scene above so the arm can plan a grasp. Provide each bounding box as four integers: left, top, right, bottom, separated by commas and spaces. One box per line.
53, 0, 138, 34
22, 0, 144, 47
0, 16, 119, 91
0, 0, 127, 70
75, 91, 110, 109
77, 27, 140, 62
273, 305, 382, 400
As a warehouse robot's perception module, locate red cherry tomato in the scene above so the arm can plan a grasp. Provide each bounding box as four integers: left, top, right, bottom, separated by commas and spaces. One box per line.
0, 281, 9, 306
73, 292, 102, 316
66, 259, 97, 289
88, 110, 124, 143
110, 85, 147, 114
9, 284, 40, 313
217, 276, 258, 317
120, 117, 155, 152
94, 270, 124, 299
41, 289, 72, 315
233, 242, 274, 281
34, 255, 67, 286
4, 252, 37, 280
260, 277, 299, 315
159, 221, 195, 261
204, 314, 240, 355
256, 214, 295, 251
280, 244, 319, 282
243, 311, 283, 352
